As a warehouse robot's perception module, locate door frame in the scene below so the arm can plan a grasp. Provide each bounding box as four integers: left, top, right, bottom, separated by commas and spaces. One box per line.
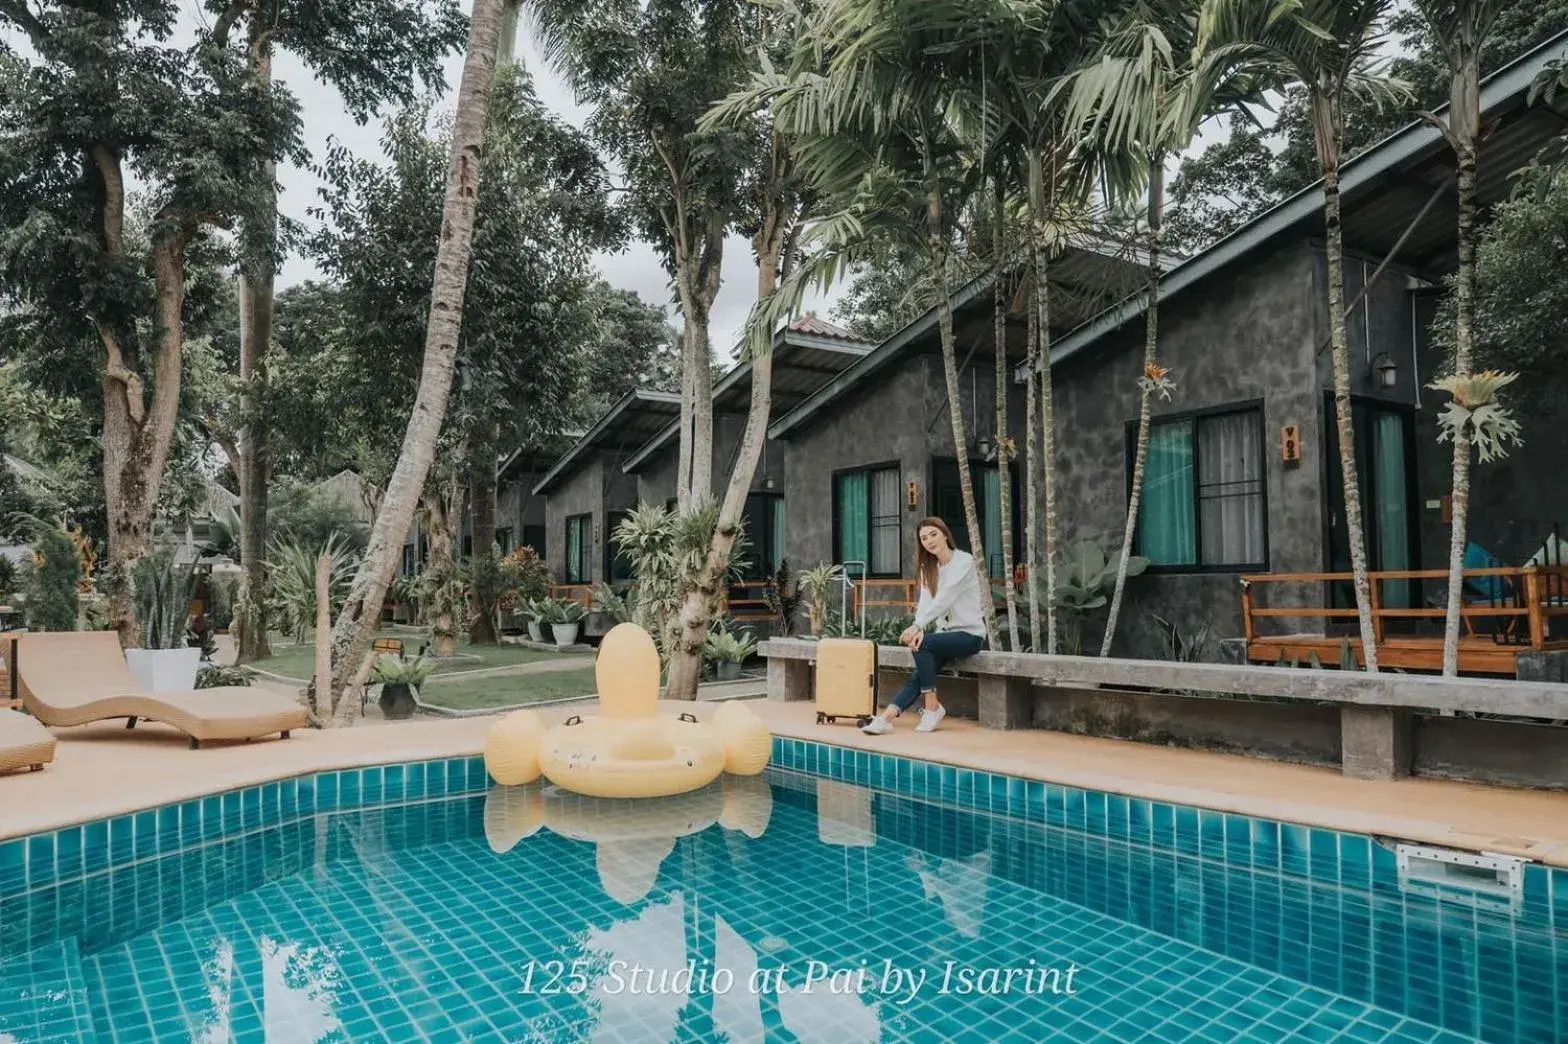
1318, 393, 1423, 606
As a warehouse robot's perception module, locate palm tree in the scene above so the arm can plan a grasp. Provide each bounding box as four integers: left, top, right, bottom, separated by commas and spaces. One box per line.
1186, 0, 1408, 671
1409, 0, 1505, 676
722, 0, 1001, 641
325, 0, 508, 722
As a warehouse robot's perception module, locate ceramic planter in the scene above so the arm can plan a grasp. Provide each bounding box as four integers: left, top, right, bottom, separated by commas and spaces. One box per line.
715, 660, 743, 681
527, 621, 544, 643
553, 622, 580, 647
378, 683, 418, 720
124, 647, 202, 693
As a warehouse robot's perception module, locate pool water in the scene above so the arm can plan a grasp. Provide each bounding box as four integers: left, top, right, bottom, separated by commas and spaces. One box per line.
0, 746, 1563, 1043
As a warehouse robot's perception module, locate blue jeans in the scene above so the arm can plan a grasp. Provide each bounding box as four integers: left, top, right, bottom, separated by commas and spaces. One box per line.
888, 630, 985, 712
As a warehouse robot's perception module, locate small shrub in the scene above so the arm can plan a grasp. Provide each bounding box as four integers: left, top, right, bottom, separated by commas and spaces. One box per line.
196, 664, 251, 688
502, 545, 551, 604
20, 520, 80, 631
371, 652, 436, 687
704, 628, 757, 663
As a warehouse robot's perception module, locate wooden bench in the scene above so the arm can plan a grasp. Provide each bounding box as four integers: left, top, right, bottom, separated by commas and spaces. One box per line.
758, 637, 1568, 781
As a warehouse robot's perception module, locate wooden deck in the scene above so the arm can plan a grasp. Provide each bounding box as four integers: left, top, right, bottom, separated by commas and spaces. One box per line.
1246, 633, 1568, 676
1242, 565, 1568, 676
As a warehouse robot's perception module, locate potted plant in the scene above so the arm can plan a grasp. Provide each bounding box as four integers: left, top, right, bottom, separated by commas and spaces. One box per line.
704, 628, 757, 681
544, 598, 586, 647
370, 652, 435, 720
1048, 539, 1149, 655
126, 550, 201, 692
798, 562, 846, 637
518, 597, 546, 643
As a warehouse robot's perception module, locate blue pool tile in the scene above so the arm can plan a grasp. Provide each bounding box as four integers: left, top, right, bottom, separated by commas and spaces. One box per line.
0, 840, 22, 895
1309, 828, 1340, 882
341, 771, 362, 807
54, 827, 83, 880
26, 833, 54, 886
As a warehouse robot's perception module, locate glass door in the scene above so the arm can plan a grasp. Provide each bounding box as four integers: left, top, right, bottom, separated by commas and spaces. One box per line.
1323, 398, 1418, 613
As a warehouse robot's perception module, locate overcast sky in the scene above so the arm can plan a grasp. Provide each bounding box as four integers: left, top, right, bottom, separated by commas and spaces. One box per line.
273, 23, 837, 363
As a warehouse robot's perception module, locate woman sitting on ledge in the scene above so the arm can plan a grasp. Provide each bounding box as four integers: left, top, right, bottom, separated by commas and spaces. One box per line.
862, 517, 987, 736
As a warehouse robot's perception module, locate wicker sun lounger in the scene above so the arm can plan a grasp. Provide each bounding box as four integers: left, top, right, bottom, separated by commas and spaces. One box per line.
0, 708, 55, 774
14, 632, 307, 749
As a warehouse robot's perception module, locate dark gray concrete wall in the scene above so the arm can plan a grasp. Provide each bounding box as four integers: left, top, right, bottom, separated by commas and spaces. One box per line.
637, 449, 679, 510
637, 425, 789, 511
1051, 242, 1326, 657
544, 456, 604, 582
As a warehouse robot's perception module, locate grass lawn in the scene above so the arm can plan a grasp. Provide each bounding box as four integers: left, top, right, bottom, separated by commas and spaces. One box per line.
248, 632, 588, 681
417, 668, 598, 711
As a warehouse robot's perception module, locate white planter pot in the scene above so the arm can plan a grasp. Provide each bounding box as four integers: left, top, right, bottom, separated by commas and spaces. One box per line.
553, 622, 580, 647
125, 647, 202, 693
527, 621, 544, 643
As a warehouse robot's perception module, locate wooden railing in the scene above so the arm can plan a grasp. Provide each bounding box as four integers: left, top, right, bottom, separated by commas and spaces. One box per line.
851, 579, 918, 615
1240, 566, 1568, 650
550, 584, 596, 609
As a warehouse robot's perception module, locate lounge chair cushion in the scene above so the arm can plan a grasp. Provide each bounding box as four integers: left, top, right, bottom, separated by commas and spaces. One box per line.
0, 709, 55, 774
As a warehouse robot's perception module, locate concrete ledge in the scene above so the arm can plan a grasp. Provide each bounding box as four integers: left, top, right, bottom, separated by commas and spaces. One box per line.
1340, 706, 1414, 781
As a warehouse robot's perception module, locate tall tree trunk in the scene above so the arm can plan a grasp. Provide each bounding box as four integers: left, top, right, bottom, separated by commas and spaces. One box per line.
1028, 155, 1059, 654
101, 191, 192, 647
992, 179, 1018, 652
674, 222, 721, 510
1441, 58, 1481, 678
424, 487, 460, 657
236, 14, 277, 665
327, 0, 506, 717
665, 185, 790, 699
1316, 98, 1379, 672
929, 202, 997, 643
1101, 158, 1164, 657
1024, 276, 1041, 651
467, 421, 500, 644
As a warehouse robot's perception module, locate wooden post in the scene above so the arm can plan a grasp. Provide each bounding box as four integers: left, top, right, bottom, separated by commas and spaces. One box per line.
1241, 582, 1256, 643
1369, 572, 1385, 647
1525, 568, 1545, 650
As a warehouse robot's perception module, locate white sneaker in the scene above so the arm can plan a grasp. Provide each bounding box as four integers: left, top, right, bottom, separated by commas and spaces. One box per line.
861, 716, 893, 735
915, 706, 947, 733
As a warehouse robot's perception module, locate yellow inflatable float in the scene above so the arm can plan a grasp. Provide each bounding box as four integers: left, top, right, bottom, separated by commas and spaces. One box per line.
483, 622, 772, 798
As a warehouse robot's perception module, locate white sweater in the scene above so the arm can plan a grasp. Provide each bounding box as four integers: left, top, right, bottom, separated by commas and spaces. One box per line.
913, 550, 987, 639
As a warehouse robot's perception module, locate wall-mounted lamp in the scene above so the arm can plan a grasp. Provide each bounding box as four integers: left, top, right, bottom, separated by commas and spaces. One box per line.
977, 435, 995, 461
1370, 351, 1398, 389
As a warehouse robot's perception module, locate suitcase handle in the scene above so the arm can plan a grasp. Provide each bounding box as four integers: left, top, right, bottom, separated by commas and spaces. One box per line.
839, 560, 868, 637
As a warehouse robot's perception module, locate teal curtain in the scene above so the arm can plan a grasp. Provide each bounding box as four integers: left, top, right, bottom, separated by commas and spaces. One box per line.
566, 518, 586, 582
983, 467, 1002, 577
1374, 413, 1410, 608
1139, 421, 1196, 566
836, 472, 869, 566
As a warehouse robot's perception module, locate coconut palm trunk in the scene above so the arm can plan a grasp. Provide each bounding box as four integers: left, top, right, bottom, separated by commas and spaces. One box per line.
1024, 274, 1042, 650
1101, 159, 1164, 656
929, 196, 998, 644
423, 484, 462, 658
992, 180, 1019, 651
1028, 155, 1059, 654
1316, 96, 1379, 672
1438, 22, 1486, 678
327, 0, 507, 717
466, 421, 500, 644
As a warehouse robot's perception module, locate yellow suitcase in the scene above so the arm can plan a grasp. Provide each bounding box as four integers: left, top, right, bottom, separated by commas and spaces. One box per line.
814, 637, 877, 726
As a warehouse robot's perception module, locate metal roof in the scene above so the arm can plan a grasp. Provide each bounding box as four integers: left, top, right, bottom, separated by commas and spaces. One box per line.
768, 232, 1157, 439
1034, 29, 1568, 375
498, 433, 584, 483
530, 390, 682, 495
622, 326, 873, 474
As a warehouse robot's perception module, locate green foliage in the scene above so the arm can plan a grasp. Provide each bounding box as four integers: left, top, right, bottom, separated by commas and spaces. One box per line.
762, 560, 804, 636
1151, 612, 1212, 663
269, 481, 371, 556
0, 554, 15, 599
19, 521, 80, 632
266, 534, 360, 644
798, 563, 847, 636
371, 652, 437, 688
703, 628, 758, 664
1050, 540, 1149, 613
1170, 5, 1568, 253
591, 582, 639, 625
468, 550, 507, 635
196, 664, 251, 689
579, 282, 681, 418
501, 545, 552, 605
132, 551, 195, 651
610, 502, 750, 657
418, 565, 469, 642
542, 599, 587, 625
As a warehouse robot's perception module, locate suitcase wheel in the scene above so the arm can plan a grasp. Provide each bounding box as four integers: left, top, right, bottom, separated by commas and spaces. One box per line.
856, 716, 872, 727
815, 712, 826, 724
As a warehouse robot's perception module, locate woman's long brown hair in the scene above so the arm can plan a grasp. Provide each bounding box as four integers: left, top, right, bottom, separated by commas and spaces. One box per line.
914, 516, 957, 597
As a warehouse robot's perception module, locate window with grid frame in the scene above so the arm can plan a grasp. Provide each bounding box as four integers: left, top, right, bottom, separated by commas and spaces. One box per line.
834, 465, 902, 577
565, 514, 592, 583
1132, 405, 1266, 570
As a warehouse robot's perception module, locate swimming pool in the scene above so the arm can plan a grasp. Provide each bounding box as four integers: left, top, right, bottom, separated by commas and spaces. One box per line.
1, 740, 1563, 1043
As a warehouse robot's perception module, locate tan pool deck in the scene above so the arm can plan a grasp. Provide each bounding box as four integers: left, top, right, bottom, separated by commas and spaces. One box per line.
2, 696, 1567, 869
